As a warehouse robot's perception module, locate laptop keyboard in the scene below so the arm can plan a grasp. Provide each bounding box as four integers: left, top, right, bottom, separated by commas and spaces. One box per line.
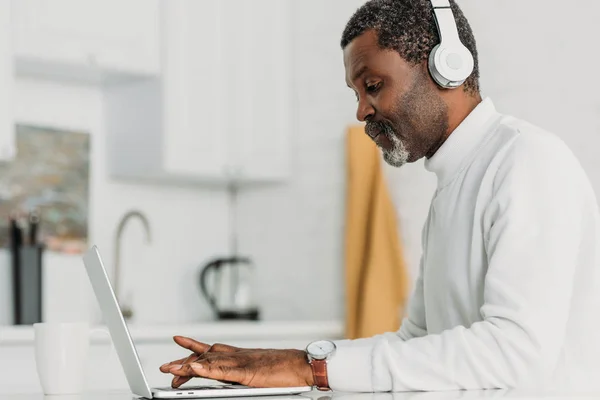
182, 386, 235, 390
157, 385, 240, 391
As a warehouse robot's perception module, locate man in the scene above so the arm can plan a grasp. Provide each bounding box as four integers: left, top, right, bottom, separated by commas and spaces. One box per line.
160, 0, 600, 392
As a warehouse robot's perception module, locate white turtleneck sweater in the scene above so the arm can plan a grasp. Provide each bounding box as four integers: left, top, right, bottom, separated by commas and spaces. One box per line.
327, 98, 600, 392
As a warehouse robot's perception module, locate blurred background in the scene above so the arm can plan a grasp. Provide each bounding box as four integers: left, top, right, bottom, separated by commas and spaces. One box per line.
0, 0, 599, 392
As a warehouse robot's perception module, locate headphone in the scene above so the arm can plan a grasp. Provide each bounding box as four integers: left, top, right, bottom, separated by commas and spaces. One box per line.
428, 0, 474, 89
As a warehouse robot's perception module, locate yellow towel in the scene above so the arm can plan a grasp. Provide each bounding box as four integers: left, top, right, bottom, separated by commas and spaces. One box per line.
344, 124, 410, 340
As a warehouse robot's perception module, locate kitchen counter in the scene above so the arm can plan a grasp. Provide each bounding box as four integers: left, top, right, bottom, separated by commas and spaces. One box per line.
0, 389, 599, 400
0, 320, 344, 345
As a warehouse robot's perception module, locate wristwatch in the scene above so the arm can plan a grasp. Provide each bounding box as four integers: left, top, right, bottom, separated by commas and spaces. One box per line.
305, 340, 337, 391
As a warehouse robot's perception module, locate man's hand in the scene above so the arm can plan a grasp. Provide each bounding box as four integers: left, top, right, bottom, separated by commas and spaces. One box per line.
159, 336, 314, 389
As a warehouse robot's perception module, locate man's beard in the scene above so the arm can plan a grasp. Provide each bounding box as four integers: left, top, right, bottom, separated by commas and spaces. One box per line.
366, 120, 410, 167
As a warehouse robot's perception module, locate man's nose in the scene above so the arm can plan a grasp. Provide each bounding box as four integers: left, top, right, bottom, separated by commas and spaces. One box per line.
356, 99, 375, 122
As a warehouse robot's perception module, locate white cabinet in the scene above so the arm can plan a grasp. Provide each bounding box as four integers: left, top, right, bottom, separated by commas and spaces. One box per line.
0, 0, 14, 161
161, 0, 229, 180
105, 0, 292, 185
221, 0, 292, 183
11, 0, 160, 83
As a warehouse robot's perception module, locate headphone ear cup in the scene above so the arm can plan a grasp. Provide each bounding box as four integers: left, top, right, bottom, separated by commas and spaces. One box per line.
428, 44, 447, 88
428, 44, 474, 89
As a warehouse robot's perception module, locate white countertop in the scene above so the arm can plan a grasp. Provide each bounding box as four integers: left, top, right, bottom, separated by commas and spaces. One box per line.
0, 320, 344, 345
1, 389, 600, 400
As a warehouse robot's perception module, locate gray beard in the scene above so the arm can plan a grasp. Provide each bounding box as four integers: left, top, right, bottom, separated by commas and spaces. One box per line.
378, 125, 410, 168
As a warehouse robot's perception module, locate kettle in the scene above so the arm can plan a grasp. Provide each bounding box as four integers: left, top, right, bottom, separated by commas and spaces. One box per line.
198, 256, 260, 320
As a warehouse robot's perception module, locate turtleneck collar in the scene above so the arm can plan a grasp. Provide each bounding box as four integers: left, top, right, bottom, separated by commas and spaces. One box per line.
424, 97, 501, 188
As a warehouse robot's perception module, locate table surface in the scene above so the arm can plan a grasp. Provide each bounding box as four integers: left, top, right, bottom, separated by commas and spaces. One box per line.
1, 388, 600, 400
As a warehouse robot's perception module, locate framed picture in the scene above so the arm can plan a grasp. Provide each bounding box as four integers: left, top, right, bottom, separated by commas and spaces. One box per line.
0, 124, 90, 254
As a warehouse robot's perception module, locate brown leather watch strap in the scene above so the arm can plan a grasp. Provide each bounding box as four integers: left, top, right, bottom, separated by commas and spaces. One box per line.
309, 359, 330, 391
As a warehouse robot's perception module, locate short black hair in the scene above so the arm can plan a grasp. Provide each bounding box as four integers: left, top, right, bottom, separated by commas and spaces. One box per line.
341, 0, 480, 95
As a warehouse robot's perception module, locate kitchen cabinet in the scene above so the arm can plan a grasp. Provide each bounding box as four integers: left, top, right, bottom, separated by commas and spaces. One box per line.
221, 0, 292, 183
0, 0, 14, 162
11, 0, 160, 83
105, 0, 292, 185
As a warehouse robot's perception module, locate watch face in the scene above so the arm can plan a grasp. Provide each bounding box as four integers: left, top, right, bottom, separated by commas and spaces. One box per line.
307, 340, 336, 359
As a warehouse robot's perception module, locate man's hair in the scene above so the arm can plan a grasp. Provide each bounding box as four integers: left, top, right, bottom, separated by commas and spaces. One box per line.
341, 0, 480, 95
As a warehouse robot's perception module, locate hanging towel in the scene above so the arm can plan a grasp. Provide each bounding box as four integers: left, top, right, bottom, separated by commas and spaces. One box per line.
344, 124, 410, 339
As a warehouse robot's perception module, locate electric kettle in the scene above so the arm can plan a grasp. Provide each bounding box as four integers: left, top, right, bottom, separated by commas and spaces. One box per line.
198, 256, 260, 320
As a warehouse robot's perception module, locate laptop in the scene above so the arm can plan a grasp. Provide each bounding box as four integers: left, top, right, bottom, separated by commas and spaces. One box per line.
82, 245, 313, 399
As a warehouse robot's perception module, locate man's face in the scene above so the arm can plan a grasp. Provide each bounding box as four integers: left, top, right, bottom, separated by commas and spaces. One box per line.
344, 30, 449, 167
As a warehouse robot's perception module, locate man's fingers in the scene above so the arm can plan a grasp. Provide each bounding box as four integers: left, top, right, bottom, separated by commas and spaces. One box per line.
209, 342, 240, 353
171, 362, 246, 386
171, 375, 192, 388
173, 336, 212, 354
160, 354, 198, 373
169, 354, 239, 375
165, 345, 247, 388
194, 363, 246, 385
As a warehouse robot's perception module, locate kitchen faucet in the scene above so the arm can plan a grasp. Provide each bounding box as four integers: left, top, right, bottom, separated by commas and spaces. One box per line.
114, 209, 151, 320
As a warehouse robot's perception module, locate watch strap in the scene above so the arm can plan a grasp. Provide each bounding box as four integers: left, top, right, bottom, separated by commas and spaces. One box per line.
309, 359, 330, 391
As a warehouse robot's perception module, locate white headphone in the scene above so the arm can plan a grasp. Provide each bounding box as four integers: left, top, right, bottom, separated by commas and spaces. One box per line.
428, 0, 474, 89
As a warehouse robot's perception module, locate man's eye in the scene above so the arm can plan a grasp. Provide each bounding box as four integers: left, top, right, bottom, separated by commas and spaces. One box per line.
366, 82, 382, 93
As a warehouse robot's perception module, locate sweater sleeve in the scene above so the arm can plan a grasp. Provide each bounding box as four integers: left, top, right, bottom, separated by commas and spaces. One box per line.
327, 136, 585, 392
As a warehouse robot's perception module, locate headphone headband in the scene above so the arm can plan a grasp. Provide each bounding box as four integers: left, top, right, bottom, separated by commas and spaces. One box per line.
430, 0, 450, 7
431, 2, 463, 48
428, 0, 474, 89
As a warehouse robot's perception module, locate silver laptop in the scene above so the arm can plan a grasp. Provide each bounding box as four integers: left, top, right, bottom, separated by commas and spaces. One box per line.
82, 245, 313, 399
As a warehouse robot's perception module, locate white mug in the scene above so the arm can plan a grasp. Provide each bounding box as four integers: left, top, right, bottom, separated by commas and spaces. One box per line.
33, 322, 110, 395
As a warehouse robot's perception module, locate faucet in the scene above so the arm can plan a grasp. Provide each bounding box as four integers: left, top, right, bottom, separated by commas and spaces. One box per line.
114, 209, 151, 320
